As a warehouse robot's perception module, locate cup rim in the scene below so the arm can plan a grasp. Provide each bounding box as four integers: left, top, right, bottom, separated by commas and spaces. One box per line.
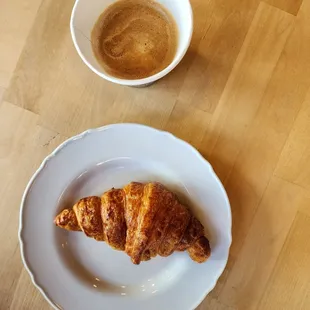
70, 0, 193, 86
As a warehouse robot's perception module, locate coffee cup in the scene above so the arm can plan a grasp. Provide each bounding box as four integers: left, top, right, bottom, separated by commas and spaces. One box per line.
70, 0, 193, 87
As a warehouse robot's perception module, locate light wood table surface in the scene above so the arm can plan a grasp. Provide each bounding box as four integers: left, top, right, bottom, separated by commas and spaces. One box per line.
1, 0, 310, 309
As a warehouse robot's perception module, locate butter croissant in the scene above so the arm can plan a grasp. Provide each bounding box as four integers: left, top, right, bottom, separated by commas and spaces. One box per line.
54, 182, 211, 264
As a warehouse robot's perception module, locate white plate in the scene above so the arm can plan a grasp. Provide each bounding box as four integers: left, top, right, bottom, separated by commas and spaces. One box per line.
19, 124, 231, 310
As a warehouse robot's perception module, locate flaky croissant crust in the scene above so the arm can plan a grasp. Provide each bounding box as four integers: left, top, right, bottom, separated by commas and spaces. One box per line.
54, 182, 211, 264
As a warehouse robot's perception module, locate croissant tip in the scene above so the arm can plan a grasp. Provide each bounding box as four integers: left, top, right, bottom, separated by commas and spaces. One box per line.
53, 216, 59, 226
187, 236, 211, 263
132, 260, 140, 265
131, 257, 141, 265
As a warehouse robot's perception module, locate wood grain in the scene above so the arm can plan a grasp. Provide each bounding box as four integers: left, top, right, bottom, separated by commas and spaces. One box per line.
0, 102, 65, 310
220, 177, 303, 309
275, 87, 310, 189
202, 2, 293, 183
0, 0, 42, 88
1, 0, 310, 308
177, 0, 259, 113
217, 0, 310, 259
264, 0, 303, 15
258, 212, 310, 309
0, 86, 4, 103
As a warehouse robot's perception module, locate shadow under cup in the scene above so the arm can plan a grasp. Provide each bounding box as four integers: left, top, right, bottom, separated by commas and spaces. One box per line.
70, 0, 193, 86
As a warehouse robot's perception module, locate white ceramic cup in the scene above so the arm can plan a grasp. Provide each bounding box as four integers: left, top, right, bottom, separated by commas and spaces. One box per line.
70, 0, 193, 86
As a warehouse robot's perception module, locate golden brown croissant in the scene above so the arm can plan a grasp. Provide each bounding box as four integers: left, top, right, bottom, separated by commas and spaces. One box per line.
54, 182, 211, 264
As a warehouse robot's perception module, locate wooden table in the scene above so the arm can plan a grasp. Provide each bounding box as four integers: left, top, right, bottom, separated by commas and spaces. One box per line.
1, 0, 310, 309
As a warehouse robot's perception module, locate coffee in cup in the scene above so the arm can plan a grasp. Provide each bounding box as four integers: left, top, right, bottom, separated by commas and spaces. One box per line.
91, 0, 178, 80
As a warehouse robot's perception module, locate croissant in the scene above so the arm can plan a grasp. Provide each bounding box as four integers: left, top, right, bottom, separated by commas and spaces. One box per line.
54, 182, 211, 264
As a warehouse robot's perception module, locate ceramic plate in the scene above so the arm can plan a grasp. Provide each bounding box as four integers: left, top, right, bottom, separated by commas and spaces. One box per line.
19, 124, 231, 310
